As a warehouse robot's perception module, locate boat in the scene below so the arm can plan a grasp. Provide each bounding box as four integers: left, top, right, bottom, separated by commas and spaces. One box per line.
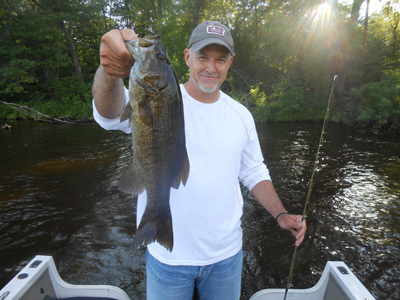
249, 261, 375, 300
0, 255, 130, 300
0, 255, 375, 300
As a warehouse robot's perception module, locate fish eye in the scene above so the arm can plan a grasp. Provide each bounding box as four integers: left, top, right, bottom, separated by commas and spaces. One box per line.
157, 53, 166, 60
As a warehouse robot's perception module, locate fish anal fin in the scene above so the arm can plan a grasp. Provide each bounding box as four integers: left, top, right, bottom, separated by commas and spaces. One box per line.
118, 163, 145, 195
171, 149, 190, 189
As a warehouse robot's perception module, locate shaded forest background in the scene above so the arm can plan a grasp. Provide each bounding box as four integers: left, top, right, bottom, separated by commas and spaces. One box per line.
0, 0, 399, 131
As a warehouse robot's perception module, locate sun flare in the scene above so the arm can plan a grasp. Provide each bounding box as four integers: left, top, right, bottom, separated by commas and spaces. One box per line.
292, 1, 338, 61
310, 2, 333, 31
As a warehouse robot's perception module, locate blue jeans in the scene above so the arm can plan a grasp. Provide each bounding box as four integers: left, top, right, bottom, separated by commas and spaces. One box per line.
146, 249, 243, 300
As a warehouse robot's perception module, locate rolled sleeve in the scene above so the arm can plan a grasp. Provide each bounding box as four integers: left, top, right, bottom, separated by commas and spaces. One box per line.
92, 87, 131, 134
239, 117, 271, 191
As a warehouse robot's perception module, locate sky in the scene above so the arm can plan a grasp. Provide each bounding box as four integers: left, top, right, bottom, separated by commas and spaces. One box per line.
340, 0, 386, 16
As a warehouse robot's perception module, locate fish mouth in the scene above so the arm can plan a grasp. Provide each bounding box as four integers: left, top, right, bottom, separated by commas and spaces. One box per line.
135, 78, 167, 93
138, 35, 160, 47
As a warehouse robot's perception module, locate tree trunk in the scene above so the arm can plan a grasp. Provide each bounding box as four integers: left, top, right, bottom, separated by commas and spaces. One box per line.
58, 21, 84, 84
30, 0, 85, 84
351, 0, 364, 22
393, 22, 398, 57
157, 0, 163, 19
192, 0, 205, 29
361, 0, 370, 82
362, 0, 370, 48
150, 0, 163, 20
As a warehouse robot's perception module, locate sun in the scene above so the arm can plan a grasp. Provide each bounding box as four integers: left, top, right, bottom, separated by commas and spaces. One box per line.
285, 1, 339, 59
310, 2, 333, 31
317, 3, 332, 16
293, 1, 337, 59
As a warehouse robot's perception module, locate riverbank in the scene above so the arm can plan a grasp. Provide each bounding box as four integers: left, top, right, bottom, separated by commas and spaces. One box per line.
1, 97, 399, 133
0, 99, 94, 123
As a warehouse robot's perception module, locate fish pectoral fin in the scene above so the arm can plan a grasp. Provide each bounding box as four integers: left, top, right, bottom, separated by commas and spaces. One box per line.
118, 163, 145, 194
138, 96, 154, 126
171, 149, 190, 189
120, 103, 133, 122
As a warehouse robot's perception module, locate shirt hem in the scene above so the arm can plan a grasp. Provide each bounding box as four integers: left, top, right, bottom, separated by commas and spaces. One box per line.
147, 244, 243, 266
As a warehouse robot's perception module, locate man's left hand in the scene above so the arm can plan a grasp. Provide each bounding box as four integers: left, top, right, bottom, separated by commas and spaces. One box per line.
277, 214, 307, 247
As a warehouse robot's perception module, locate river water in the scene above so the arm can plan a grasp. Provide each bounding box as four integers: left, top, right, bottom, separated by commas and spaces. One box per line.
0, 121, 399, 299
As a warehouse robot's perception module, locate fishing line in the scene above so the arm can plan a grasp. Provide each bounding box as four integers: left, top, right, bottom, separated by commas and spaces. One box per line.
283, 75, 338, 300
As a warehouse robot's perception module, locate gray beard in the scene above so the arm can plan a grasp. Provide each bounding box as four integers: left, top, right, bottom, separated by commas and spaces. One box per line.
198, 81, 219, 94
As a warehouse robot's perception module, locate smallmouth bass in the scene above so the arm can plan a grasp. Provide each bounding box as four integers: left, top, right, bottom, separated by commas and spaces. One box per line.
120, 35, 190, 252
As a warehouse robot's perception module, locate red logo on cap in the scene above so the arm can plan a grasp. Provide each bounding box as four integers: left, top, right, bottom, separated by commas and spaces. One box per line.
207, 25, 225, 36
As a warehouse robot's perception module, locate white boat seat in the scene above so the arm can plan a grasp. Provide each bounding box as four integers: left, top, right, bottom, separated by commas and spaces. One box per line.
0, 256, 130, 300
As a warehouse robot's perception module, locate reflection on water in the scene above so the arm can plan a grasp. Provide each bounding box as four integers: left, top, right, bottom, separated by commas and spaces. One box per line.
0, 121, 399, 300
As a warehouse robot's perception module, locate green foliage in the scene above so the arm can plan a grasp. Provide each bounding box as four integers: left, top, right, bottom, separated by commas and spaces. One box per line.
249, 83, 268, 121
0, 59, 38, 95
0, 104, 19, 120
266, 77, 310, 122
334, 70, 400, 130
358, 70, 400, 127
0, 0, 399, 133
249, 75, 324, 122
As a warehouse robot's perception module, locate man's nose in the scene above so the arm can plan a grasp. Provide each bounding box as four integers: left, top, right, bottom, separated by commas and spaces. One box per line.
205, 60, 217, 73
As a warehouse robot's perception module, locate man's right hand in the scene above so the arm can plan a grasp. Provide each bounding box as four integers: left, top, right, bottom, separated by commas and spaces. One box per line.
93, 29, 137, 119
100, 28, 138, 78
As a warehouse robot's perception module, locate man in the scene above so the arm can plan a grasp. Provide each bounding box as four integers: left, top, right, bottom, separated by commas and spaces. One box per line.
92, 20, 307, 300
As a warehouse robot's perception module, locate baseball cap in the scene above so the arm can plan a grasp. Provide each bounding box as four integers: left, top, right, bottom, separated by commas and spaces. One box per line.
187, 21, 235, 56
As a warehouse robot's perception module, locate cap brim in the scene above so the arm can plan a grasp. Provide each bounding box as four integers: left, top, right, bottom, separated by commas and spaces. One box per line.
191, 38, 234, 56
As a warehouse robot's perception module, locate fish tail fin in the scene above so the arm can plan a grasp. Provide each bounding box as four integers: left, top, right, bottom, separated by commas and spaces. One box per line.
134, 203, 173, 252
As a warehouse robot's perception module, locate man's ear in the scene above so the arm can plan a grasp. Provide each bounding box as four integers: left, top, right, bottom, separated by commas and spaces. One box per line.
228, 55, 233, 68
184, 48, 191, 68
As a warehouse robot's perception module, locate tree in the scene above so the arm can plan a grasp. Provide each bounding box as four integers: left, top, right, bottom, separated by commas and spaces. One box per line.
351, 0, 365, 22
0, 0, 398, 129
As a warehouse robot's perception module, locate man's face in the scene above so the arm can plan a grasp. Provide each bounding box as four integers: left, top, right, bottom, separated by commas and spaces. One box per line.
184, 44, 233, 95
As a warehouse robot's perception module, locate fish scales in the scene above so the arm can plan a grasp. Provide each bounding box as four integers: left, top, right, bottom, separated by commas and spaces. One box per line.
119, 35, 189, 252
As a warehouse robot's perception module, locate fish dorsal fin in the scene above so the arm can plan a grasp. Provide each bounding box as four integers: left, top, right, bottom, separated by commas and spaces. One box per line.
138, 96, 154, 126
120, 103, 133, 122
171, 149, 190, 189
118, 162, 145, 195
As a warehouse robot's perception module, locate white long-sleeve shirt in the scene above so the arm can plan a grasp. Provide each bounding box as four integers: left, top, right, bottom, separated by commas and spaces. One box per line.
93, 85, 271, 265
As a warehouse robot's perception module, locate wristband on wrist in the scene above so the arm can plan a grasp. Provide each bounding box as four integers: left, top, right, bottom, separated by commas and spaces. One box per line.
275, 212, 289, 224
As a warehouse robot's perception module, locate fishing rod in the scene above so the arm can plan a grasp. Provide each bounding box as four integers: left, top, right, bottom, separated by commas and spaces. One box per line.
283, 75, 339, 300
